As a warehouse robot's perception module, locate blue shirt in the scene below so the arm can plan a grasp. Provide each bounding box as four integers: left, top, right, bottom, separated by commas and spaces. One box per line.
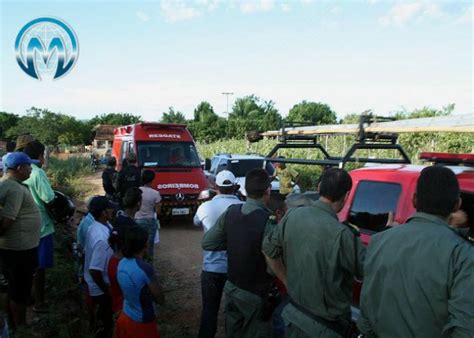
117, 257, 156, 323
194, 194, 242, 273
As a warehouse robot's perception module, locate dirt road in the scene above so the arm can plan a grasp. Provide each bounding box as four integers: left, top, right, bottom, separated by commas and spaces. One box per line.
156, 220, 214, 337
156, 219, 226, 338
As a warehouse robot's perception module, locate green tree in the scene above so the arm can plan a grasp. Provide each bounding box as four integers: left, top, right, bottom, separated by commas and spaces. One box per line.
193, 101, 216, 123
229, 95, 262, 120
226, 95, 282, 137
188, 119, 227, 143
340, 113, 360, 124
6, 107, 86, 146
89, 112, 142, 126
160, 107, 187, 124
287, 101, 337, 125
226, 118, 250, 138
0, 112, 20, 140
394, 104, 454, 120
261, 100, 282, 131
188, 102, 228, 142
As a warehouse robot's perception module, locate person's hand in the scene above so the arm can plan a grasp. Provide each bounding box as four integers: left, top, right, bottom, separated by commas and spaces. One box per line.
449, 210, 468, 228
386, 211, 399, 227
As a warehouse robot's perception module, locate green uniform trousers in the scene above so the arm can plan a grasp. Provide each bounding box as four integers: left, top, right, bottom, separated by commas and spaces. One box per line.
224, 281, 272, 338
283, 303, 343, 338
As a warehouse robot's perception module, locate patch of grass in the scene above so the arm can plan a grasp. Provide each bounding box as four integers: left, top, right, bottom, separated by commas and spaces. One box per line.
47, 156, 93, 190
14, 230, 92, 338
47, 156, 95, 199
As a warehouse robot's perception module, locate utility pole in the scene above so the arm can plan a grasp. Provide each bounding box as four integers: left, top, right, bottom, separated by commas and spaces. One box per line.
221, 92, 234, 115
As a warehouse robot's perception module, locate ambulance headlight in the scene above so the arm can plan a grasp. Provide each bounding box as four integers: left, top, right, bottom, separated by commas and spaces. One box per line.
198, 189, 211, 200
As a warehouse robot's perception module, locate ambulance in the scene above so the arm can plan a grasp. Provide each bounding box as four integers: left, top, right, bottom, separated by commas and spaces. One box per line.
112, 123, 210, 217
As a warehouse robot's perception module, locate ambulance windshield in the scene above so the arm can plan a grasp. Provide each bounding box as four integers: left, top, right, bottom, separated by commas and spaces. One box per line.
138, 141, 201, 168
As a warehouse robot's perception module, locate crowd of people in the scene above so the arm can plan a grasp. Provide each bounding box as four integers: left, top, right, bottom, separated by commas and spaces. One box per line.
0, 136, 473, 338
198, 166, 474, 338
0, 135, 61, 338
0, 141, 164, 337
76, 152, 163, 338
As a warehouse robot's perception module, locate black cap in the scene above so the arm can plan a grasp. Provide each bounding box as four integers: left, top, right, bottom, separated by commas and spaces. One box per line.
88, 196, 117, 213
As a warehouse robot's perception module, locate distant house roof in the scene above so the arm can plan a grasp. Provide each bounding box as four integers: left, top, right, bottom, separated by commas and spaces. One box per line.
93, 124, 117, 142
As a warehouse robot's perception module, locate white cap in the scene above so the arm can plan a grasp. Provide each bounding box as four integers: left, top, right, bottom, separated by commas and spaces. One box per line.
215, 170, 236, 187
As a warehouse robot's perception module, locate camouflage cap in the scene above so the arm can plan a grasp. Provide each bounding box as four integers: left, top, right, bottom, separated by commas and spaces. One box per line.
15, 134, 35, 151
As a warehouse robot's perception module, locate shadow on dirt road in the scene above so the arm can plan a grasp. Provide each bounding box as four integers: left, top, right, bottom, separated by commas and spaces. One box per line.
156, 218, 225, 338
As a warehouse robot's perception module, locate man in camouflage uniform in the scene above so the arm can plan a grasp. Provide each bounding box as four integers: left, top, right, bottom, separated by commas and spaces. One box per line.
263, 168, 365, 337
202, 168, 273, 338
358, 166, 474, 337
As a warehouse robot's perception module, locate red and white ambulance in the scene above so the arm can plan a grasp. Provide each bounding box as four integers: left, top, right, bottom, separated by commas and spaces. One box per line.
112, 123, 209, 217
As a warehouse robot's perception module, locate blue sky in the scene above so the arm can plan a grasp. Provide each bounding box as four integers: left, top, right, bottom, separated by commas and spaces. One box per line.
1, 0, 472, 121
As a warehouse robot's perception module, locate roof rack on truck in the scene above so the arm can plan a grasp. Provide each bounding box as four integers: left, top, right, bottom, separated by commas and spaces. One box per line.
261, 113, 474, 137
263, 113, 412, 169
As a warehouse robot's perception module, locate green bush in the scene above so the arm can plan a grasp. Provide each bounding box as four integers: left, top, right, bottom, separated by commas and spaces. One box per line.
47, 156, 94, 197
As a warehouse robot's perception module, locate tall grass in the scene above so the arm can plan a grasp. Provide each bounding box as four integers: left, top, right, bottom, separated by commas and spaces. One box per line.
47, 155, 96, 198
197, 133, 474, 191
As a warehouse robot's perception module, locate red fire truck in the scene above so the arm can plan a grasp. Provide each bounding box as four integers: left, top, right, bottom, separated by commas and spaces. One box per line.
112, 123, 210, 217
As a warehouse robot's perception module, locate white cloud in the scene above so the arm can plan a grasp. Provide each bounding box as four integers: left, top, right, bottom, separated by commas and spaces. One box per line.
136, 10, 150, 22
280, 3, 290, 12
160, 0, 203, 22
240, 2, 255, 13
380, 2, 423, 26
261, 0, 274, 11
240, 0, 275, 14
419, 3, 445, 21
195, 0, 220, 12
380, 1, 471, 26
159, 0, 282, 21
156, 0, 470, 25
330, 6, 341, 15
458, 5, 473, 23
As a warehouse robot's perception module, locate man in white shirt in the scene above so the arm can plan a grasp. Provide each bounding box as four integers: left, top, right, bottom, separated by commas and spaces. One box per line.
194, 170, 242, 338
84, 196, 116, 338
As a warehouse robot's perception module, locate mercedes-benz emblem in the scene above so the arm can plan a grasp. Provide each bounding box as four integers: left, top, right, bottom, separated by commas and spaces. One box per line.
176, 193, 185, 201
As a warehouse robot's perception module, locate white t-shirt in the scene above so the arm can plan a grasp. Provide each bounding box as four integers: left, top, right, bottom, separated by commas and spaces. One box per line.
84, 220, 113, 296
135, 186, 161, 219
194, 194, 242, 273
194, 194, 242, 232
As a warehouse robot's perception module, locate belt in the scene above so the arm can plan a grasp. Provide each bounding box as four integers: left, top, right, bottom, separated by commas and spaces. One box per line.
288, 298, 349, 336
